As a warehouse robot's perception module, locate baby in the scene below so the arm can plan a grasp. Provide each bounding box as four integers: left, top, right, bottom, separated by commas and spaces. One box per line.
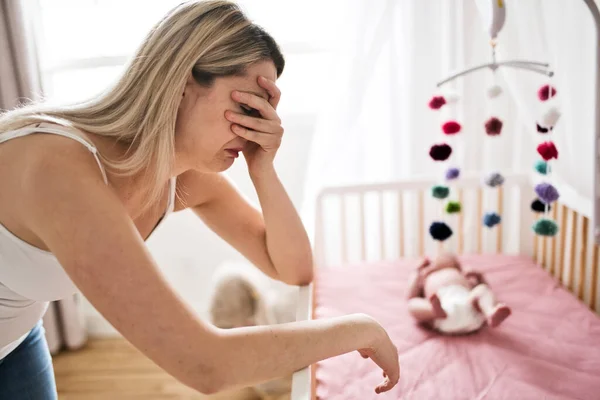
407, 252, 511, 334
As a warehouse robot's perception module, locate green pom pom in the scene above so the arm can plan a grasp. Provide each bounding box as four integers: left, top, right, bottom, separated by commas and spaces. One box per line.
431, 185, 450, 199
532, 218, 559, 236
445, 201, 461, 214
534, 160, 548, 175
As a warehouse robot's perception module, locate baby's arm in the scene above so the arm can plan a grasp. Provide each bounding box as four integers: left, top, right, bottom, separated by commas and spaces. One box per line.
406, 258, 430, 299
463, 268, 487, 288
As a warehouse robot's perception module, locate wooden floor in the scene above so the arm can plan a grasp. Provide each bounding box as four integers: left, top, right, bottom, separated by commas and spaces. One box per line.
53, 338, 290, 400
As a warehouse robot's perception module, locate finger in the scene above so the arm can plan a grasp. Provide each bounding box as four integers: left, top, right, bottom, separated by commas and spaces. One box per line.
231, 124, 281, 149
258, 76, 281, 109
231, 90, 278, 121
225, 110, 283, 136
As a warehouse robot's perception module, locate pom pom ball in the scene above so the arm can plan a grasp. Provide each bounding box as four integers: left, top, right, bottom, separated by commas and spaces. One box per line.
442, 121, 462, 135
534, 160, 548, 175
445, 167, 460, 180
487, 85, 503, 98
532, 218, 559, 236
535, 182, 560, 204
483, 172, 505, 188
429, 222, 453, 241
538, 84, 557, 101
531, 199, 551, 213
485, 117, 503, 136
431, 185, 450, 199
483, 212, 501, 228
541, 107, 561, 127
429, 96, 446, 110
445, 201, 461, 214
429, 144, 452, 161
537, 141, 558, 161
445, 91, 460, 104
536, 123, 553, 134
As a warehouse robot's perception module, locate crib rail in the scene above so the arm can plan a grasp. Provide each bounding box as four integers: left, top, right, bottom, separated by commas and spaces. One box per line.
313, 172, 598, 311
313, 173, 533, 268
534, 205, 600, 311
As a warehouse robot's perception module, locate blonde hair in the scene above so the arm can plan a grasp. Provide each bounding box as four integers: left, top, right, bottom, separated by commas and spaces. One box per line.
0, 0, 284, 212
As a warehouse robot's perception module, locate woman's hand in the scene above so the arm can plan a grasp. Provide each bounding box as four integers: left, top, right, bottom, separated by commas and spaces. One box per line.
357, 315, 400, 394
225, 76, 283, 176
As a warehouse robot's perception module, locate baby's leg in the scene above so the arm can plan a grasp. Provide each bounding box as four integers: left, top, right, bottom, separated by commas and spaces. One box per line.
469, 284, 511, 327
408, 296, 446, 322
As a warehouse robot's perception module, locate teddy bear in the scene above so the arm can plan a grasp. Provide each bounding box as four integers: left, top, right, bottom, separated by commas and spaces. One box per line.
207, 262, 298, 399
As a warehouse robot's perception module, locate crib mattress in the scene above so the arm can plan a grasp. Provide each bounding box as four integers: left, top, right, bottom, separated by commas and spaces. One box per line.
313, 254, 600, 399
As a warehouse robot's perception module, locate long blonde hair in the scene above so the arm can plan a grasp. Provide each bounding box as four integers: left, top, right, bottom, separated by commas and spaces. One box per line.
0, 0, 284, 212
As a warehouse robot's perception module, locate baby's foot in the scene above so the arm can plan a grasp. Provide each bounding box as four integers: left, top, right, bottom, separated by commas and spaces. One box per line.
488, 304, 511, 328
429, 293, 447, 318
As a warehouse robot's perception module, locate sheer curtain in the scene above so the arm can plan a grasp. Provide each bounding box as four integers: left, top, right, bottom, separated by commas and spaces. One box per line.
301, 0, 599, 259
301, 0, 524, 256
483, 0, 597, 205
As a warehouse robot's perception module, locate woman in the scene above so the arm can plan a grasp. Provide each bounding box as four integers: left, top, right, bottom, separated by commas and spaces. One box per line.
0, 1, 399, 398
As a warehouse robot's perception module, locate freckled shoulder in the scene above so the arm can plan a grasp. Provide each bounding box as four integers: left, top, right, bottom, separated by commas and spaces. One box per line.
174, 170, 231, 211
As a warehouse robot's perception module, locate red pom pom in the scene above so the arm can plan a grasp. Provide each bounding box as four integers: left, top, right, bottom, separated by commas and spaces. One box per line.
485, 117, 503, 136
429, 143, 452, 161
537, 141, 558, 160
429, 96, 446, 110
538, 84, 557, 101
442, 120, 461, 135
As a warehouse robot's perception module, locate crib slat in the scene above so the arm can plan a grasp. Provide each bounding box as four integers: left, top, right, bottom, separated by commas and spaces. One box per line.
398, 192, 404, 257
549, 205, 558, 275
578, 216, 589, 300
497, 186, 503, 253
557, 204, 568, 280
379, 193, 385, 259
340, 196, 347, 263
533, 214, 539, 262
477, 188, 483, 253
359, 193, 366, 261
457, 188, 464, 254
591, 244, 599, 310
418, 191, 424, 256
568, 209, 578, 290
541, 233, 548, 270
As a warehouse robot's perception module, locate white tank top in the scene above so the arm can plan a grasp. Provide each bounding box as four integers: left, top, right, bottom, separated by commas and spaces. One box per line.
0, 123, 176, 360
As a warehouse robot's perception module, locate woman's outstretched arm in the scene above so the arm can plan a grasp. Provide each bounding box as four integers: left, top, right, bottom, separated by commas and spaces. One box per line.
21, 140, 398, 395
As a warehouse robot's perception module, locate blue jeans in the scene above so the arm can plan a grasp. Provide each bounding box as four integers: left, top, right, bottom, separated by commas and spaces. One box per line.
0, 321, 57, 400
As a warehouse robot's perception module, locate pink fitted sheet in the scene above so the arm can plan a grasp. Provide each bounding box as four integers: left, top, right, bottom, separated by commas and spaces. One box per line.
313, 254, 600, 399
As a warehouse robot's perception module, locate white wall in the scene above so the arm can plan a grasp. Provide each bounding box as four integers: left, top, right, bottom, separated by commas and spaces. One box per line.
85, 114, 316, 336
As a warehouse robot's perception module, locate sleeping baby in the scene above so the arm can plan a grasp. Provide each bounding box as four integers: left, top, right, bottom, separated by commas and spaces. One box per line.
407, 252, 511, 334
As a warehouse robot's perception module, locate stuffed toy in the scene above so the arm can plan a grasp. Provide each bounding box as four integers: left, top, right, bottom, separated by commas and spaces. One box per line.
208, 262, 298, 399
406, 252, 511, 335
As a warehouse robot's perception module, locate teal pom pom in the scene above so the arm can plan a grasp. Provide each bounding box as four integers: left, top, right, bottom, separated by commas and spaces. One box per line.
445, 201, 461, 214
431, 185, 450, 199
534, 160, 548, 175
483, 212, 501, 227
532, 218, 559, 236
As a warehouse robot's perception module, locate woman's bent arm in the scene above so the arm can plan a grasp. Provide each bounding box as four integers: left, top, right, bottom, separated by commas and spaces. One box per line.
19, 142, 398, 394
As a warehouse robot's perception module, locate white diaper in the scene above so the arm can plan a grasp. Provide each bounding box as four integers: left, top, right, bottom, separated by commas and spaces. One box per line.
432, 284, 486, 334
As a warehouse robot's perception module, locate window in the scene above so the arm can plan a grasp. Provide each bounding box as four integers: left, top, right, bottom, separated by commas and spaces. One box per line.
32, 0, 345, 116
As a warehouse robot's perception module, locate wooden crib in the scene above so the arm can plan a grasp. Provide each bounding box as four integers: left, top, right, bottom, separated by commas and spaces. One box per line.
291, 172, 600, 400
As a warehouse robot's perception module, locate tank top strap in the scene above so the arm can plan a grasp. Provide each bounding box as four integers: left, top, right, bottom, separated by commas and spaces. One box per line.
0, 123, 109, 185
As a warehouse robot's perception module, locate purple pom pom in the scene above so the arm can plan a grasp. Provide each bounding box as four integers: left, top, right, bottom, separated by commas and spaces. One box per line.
535, 183, 560, 204
446, 167, 460, 180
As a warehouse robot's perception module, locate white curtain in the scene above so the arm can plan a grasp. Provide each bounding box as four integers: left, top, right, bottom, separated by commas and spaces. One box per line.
301, 0, 599, 261
484, 0, 597, 205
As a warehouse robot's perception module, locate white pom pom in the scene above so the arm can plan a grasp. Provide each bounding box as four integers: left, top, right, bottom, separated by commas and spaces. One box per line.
444, 90, 460, 104
487, 85, 503, 98
541, 106, 561, 127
